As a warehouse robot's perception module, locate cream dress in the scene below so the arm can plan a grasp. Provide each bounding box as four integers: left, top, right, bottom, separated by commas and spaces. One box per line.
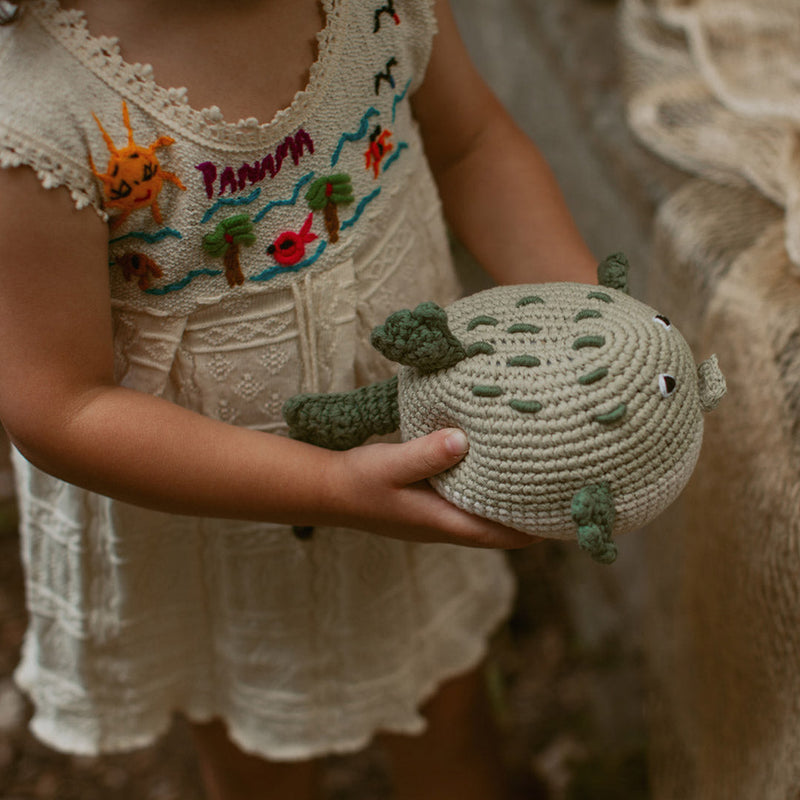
0, 0, 514, 759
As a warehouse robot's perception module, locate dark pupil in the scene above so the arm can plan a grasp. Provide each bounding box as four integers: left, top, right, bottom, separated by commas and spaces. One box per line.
142, 162, 157, 181
279, 239, 294, 251
663, 375, 676, 394
656, 314, 671, 327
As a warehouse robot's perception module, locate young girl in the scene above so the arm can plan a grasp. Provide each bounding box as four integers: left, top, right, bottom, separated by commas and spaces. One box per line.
0, 0, 596, 797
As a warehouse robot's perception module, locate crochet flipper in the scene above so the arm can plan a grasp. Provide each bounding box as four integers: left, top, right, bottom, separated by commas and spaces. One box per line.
571, 484, 618, 564
283, 375, 400, 450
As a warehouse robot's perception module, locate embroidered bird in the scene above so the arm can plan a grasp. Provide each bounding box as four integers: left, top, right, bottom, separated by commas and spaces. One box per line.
374, 56, 398, 95
267, 212, 317, 266
373, 1, 400, 32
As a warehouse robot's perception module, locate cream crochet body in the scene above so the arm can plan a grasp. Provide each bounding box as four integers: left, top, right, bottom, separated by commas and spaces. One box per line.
0, 0, 514, 758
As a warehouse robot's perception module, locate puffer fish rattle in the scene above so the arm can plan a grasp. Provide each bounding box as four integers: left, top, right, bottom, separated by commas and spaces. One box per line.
283, 254, 725, 563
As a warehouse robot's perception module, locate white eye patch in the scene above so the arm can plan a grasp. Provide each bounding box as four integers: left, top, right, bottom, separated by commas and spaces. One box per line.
654, 314, 672, 330
659, 374, 677, 398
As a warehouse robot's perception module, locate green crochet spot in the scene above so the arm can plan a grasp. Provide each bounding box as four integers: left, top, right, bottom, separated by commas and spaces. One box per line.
573, 335, 605, 350
467, 316, 499, 331
507, 323, 542, 334
595, 402, 627, 424
574, 308, 602, 322
466, 341, 496, 357
587, 291, 613, 303
578, 366, 609, 385
516, 295, 545, 307
506, 355, 540, 367
509, 399, 542, 414
472, 385, 504, 398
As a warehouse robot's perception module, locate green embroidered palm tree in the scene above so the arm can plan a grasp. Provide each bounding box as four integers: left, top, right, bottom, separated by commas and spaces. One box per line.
305, 174, 354, 244
202, 214, 256, 287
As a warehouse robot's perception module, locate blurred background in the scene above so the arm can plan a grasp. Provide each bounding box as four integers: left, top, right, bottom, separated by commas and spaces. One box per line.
4, 0, 799, 797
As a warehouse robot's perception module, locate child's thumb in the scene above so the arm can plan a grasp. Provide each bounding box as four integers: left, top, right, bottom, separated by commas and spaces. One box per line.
392, 428, 469, 486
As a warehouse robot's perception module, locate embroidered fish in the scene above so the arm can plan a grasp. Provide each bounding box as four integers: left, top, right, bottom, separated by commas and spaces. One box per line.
266, 212, 317, 266
89, 101, 186, 229
364, 126, 393, 178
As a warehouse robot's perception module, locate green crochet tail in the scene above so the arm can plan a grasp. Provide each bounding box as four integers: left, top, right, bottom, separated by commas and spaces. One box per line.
282, 376, 400, 450
571, 483, 618, 564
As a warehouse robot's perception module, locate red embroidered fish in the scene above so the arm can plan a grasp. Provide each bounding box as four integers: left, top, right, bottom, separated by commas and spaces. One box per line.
266, 213, 317, 266
364, 125, 393, 179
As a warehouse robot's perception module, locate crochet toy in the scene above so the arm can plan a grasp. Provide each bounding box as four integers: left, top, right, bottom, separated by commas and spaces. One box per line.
283, 254, 726, 563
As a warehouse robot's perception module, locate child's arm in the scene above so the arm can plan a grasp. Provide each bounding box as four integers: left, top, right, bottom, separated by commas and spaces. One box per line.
0, 167, 532, 549
412, 0, 598, 286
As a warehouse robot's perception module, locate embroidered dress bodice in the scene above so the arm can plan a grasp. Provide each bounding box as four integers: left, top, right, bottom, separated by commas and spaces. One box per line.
0, 0, 461, 418
0, 0, 514, 760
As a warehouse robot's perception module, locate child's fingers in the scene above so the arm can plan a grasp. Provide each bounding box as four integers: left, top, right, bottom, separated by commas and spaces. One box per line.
387, 428, 470, 486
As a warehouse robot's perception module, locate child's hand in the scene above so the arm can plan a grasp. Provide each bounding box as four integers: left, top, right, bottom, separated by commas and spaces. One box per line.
330, 429, 536, 549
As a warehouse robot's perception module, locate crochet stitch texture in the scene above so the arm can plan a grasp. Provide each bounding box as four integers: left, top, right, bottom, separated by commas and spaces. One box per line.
285, 255, 727, 562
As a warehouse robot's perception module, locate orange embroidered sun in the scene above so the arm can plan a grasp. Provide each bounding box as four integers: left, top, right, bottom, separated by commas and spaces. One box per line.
88, 101, 186, 229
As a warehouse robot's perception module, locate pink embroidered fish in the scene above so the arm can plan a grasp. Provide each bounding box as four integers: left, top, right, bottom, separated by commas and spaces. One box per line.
266, 212, 317, 266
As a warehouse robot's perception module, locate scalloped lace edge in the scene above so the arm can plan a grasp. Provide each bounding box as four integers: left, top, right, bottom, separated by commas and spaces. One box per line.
0, 133, 107, 220
29, 0, 342, 149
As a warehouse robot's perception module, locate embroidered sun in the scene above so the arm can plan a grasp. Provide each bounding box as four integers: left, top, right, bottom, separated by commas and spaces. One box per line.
89, 100, 186, 229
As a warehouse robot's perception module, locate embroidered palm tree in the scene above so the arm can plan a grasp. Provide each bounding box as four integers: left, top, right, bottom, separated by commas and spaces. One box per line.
305, 174, 354, 244
202, 214, 256, 287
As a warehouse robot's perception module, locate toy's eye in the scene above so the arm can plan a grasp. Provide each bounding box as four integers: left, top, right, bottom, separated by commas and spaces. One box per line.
659, 374, 677, 397
654, 314, 672, 330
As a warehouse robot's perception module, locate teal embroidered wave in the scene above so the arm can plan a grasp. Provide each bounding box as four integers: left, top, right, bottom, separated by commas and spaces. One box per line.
392, 78, 412, 122
381, 142, 408, 173
330, 108, 380, 167
201, 188, 262, 224
144, 268, 222, 295
253, 172, 315, 223
110, 227, 183, 245
249, 240, 328, 282
340, 188, 381, 231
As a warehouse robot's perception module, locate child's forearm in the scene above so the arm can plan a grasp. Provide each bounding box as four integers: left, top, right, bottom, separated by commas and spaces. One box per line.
414, 0, 597, 286
8, 381, 532, 549
435, 105, 598, 285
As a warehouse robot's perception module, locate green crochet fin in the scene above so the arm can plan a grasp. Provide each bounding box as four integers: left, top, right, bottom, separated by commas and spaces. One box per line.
571, 483, 618, 564
282, 376, 399, 450
597, 252, 630, 295
370, 302, 467, 374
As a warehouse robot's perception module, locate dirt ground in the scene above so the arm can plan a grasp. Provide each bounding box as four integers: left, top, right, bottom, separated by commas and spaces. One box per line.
0, 491, 649, 800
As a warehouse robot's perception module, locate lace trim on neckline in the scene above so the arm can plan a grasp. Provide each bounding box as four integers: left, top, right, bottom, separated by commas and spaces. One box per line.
28, 0, 341, 151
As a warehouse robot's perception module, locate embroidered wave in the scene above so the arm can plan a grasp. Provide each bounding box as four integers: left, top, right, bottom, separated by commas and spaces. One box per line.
250, 240, 328, 283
